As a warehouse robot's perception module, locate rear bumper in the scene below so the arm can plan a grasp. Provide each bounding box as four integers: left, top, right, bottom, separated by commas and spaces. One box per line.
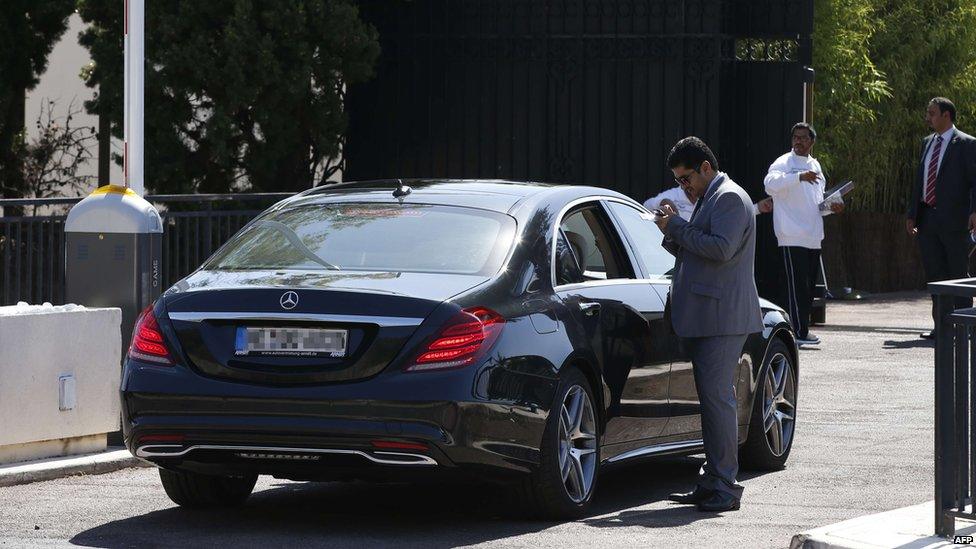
121, 361, 550, 480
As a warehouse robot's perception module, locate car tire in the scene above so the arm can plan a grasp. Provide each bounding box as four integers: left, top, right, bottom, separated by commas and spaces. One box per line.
159, 468, 258, 508
517, 366, 600, 520
740, 338, 797, 471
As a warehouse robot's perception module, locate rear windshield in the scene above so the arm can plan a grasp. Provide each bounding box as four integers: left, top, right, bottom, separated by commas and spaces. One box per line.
205, 203, 517, 276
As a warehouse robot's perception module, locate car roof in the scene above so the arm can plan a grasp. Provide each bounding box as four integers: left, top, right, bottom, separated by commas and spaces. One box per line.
288, 179, 638, 215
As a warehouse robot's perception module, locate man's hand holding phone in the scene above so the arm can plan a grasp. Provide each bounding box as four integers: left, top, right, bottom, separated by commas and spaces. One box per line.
653, 204, 678, 232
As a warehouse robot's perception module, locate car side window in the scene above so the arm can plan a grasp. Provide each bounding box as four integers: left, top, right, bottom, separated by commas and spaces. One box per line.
557, 205, 633, 283
555, 231, 584, 286
606, 201, 675, 279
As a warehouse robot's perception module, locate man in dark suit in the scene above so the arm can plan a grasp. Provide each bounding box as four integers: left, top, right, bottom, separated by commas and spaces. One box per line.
907, 97, 976, 339
654, 137, 763, 512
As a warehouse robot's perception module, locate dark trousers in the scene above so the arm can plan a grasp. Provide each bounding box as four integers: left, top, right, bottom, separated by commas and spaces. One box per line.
917, 204, 973, 326
779, 246, 820, 339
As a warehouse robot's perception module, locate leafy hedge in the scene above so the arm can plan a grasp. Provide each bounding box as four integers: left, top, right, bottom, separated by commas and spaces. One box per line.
813, 0, 976, 214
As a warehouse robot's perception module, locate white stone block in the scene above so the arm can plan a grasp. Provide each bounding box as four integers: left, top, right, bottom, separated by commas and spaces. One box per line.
0, 307, 122, 454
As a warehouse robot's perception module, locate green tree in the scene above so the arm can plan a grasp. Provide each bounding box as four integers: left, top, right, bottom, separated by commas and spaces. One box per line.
813, 0, 976, 214
863, 0, 976, 213
0, 1, 75, 200
77, 0, 379, 194
811, 0, 890, 199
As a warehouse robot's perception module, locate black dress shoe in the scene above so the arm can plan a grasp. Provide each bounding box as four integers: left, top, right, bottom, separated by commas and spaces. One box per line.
920, 331, 936, 340
667, 487, 715, 504
696, 491, 740, 512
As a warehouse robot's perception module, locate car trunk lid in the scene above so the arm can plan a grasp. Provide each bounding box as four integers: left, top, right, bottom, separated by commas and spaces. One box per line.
161, 269, 489, 384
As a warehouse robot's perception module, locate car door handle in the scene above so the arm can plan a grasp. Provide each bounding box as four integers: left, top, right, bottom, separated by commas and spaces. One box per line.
578, 301, 601, 316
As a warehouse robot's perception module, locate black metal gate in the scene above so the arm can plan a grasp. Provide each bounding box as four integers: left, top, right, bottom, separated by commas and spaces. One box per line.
346, 0, 813, 299
0, 194, 290, 306
931, 278, 976, 538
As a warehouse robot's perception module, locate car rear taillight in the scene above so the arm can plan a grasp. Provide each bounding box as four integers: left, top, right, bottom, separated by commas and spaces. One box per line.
127, 306, 174, 365
371, 440, 429, 451
405, 306, 505, 372
137, 434, 185, 444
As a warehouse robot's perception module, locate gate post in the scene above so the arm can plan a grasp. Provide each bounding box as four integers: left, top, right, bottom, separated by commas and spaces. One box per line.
935, 292, 957, 537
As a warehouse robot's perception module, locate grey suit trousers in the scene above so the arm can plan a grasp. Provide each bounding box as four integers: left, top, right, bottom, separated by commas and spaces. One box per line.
685, 334, 747, 499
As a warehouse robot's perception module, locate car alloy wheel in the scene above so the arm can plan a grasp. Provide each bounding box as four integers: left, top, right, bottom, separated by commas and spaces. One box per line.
557, 384, 598, 503
518, 367, 600, 519
762, 352, 796, 457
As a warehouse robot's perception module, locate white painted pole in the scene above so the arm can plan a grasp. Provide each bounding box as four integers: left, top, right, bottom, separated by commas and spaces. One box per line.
123, 0, 129, 187
123, 0, 145, 196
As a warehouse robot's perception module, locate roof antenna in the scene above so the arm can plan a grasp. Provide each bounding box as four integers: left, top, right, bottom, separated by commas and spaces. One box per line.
393, 179, 412, 199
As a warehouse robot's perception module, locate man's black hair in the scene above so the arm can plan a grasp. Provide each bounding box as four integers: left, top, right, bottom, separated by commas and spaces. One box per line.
930, 97, 957, 122
791, 122, 817, 141
666, 136, 719, 172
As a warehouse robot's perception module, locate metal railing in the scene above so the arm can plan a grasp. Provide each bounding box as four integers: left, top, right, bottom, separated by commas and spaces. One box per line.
0, 193, 293, 306
932, 278, 976, 537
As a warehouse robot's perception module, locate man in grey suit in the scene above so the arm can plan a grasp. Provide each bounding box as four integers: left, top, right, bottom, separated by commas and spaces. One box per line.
906, 97, 976, 339
654, 137, 763, 512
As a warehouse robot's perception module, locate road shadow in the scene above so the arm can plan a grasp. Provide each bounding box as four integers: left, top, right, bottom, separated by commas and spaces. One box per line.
883, 338, 934, 349
69, 456, 783, 548
584, 455, 768, 529
816, 325, 928, 336
70, 477, 543, 549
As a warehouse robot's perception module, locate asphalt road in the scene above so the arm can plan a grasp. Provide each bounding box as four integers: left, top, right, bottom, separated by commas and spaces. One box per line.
0, 293, 936, 549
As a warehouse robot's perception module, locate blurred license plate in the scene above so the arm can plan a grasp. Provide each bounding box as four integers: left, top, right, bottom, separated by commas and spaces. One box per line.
235, 327, 348, 357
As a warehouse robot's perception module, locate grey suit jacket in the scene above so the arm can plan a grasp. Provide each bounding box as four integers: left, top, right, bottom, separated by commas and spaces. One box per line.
907, 128, 976, 232
663, 173, 763, 338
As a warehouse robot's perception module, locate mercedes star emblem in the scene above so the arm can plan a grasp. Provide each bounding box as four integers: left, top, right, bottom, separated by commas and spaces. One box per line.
279, 291, 299, 310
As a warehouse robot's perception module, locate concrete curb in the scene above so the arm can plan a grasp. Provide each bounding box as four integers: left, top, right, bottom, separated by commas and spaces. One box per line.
790, 502, 976, 549
0, 449, 151, 488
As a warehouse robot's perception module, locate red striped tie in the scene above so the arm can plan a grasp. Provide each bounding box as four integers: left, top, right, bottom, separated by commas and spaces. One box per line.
925, 136, 943, 206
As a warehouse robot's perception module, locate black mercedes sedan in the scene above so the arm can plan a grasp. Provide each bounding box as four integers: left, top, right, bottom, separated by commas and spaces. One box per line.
122, 179, 798, 519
